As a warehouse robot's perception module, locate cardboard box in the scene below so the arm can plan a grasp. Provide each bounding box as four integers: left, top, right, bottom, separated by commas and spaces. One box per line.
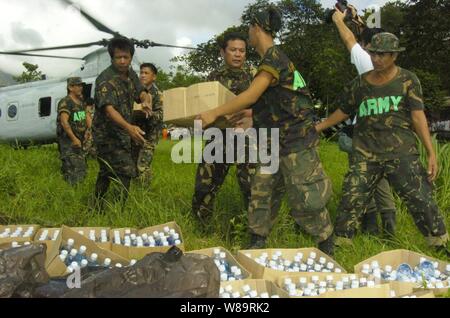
188, 247, 252, 282
163, 82, 237, 128
354, 250, 449, 296
45, 225, 128, 278
320, 284, 392, 298
236, 248, 347, 281
111, 221, 185, 260
34, 227, 61, 256
71, 227, 111, 251
399, 291, 436, 298
0, 224, 40, 245
220, 279, 289, 298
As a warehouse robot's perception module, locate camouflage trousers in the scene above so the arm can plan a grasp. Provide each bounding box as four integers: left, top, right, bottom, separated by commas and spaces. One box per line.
192, 136, 257, 220
249, 148, 334, 243
335, 155, 449, 247
58, 141, 87, 186
95, 143, 137, 205
131, 136, 159, 183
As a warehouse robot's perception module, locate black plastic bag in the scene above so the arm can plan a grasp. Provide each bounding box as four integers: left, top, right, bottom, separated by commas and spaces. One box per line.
0, 244, 49, 298
35, 247, 220, 298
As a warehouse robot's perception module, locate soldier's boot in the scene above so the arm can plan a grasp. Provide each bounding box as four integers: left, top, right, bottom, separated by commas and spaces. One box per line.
318, 235, 335, 257
361, 212, 379, 235
193, 205, 213, 228
381, 212, 396, 238
248, 234, 267, 249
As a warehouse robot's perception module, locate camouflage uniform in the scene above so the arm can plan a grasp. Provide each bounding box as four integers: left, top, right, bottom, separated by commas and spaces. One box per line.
192, 65, 257, 221
338, 129, 397, 235
336, 66, 449, 247
57, 93, 88, 186
93, 65, 144, 203
250, 46, 334, 244
131, 84, 163, 183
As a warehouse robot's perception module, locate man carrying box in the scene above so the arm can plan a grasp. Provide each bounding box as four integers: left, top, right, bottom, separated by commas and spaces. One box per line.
192, 32, 258, 226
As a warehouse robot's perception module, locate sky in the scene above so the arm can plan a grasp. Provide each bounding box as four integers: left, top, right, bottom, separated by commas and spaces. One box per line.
0, 0, 394, 78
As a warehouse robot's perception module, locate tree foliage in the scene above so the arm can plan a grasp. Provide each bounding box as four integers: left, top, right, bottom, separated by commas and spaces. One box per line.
13, 62, 44, 84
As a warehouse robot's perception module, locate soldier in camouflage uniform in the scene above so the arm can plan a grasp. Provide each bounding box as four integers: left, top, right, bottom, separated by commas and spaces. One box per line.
83, 97, 96, 158
132, 63, 163, 184
198, 8, 335, 255
192, 32, 258, 225
57, 77, 91, 186
317, 33, 449, 255
93, 37, 152, 207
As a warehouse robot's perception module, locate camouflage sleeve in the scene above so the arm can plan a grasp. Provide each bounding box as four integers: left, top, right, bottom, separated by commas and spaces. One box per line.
151, 91, 164, 123
95, 82, 119, 110
338, 82, 357, 116
131, 70, 145, 102
57, 98, 71, 116
207, 70, 219, 82
256, 48, 283, 85
406, 72, 425, 111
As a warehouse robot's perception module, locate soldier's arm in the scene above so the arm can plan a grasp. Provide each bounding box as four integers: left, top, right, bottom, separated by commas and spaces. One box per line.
197, 71, 272, 128
60, 113, 81, 148
104, 105, 146, 145
411, 110, 438, 182
315, 109, 349, 133
150, 93, 163, 122
332, 8, 358, 52
86, 110, 93, 129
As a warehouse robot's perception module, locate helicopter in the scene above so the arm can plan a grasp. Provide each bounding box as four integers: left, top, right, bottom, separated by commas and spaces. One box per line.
0, 0, 195, 146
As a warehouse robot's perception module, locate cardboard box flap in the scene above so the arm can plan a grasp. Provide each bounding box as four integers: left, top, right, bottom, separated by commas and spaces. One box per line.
220, 279, 289, 298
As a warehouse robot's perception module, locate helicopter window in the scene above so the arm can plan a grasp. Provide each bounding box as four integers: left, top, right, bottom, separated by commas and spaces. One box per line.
39, 97, 52, 117
8, 105, 18, 119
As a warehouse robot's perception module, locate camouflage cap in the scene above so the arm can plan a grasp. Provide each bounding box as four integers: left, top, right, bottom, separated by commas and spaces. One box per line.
251, 6, 281, 37
67, 77, 85, 86
367, 32, 405, 53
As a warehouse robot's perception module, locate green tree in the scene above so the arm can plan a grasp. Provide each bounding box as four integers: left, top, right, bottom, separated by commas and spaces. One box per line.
156, 65, 203, 91
13, 62, 44, 83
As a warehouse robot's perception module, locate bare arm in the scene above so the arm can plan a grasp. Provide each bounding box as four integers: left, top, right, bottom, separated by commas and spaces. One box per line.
86, 110, 92, 129
315, 109, 350, 133
332, 9, 358, 52
197, 71, 273, 128
105, 105, 146, 144
60, 112, 81, 148
412, 110, 438, 181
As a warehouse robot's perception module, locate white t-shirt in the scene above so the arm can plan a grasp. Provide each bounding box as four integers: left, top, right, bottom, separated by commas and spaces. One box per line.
351, 43, 374, 75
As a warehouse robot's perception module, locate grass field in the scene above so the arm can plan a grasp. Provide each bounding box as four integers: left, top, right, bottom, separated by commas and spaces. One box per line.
0, 138, 449, 273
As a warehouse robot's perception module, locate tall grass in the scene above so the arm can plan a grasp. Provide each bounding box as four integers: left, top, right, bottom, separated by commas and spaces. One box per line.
0, 138, 449, 272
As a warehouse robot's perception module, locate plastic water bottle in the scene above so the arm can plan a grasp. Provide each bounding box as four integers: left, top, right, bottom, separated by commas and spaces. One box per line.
64, 239, 75, 252
103, 258, 112, 268
417, 260, 435, 280
80, 259, 88, 269
88, 253, 98, 267
67, 249, 78, 265
74, 245, 87, 263
397, 263, 414, 282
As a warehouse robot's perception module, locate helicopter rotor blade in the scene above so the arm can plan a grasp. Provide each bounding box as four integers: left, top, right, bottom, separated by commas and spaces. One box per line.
0, 51, 83, 60
136, 40, 197, 50
59, 0, 120, 37
4, 40, 108, 54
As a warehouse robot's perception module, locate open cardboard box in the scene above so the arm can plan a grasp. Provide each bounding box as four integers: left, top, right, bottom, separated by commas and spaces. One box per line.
45, 225, 128, 278
34, 227, 61, 257
111, 221, 185, 260
399, 290, 436, 298
0, 224, 40, 245
220, 279, 289, 298
188, 247, 252, 283
163, 81, 247, 129
71, 227, 111, 251
354, 249, 449, 297
236, 248, 347, 281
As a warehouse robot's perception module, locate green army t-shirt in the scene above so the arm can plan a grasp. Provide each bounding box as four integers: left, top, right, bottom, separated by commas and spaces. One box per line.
57, 96, 88, 141
339, 67, 424, 160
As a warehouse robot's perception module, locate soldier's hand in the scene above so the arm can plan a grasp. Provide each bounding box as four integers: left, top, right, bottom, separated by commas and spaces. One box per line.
71, 138, 82, 149
332, 5, 346, 23
427, 154, 439, 182
196, 110, 218, 129
229, 109, 252, 126
127, 125, 146, 145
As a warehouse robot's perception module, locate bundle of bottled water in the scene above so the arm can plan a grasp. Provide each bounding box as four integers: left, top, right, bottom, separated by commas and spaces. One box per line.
360, 258, 450, 289
0, 226, 36, 239
211, 248, 245, 282
244, 251, 343, 274
113, 227, 182, 247
37, 229, 60, 241
282, 274, 378, 297
219, 284, 281, 298
76, 229, 109, 244
59, 238, 137, 274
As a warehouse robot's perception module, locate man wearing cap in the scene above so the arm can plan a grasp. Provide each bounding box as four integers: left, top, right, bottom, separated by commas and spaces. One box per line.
316, 33, 449, 255
57, 77, 91, 185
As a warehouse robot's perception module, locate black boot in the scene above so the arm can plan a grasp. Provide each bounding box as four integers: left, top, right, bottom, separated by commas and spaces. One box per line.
381, 212, 396, 237
248, 234, 267, 249
361, 212, 379, 235
318, 235, 335, 257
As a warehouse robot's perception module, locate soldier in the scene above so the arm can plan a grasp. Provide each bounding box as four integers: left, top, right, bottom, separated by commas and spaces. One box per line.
131, 63, 163, 184
57, 77, 91, 186
332, 7, 396, 236
316, 33, 449, 256
83, 97, 96, 158
93, 37, 152, 207
198, 8, 335, 255
192, 32, 258, 226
